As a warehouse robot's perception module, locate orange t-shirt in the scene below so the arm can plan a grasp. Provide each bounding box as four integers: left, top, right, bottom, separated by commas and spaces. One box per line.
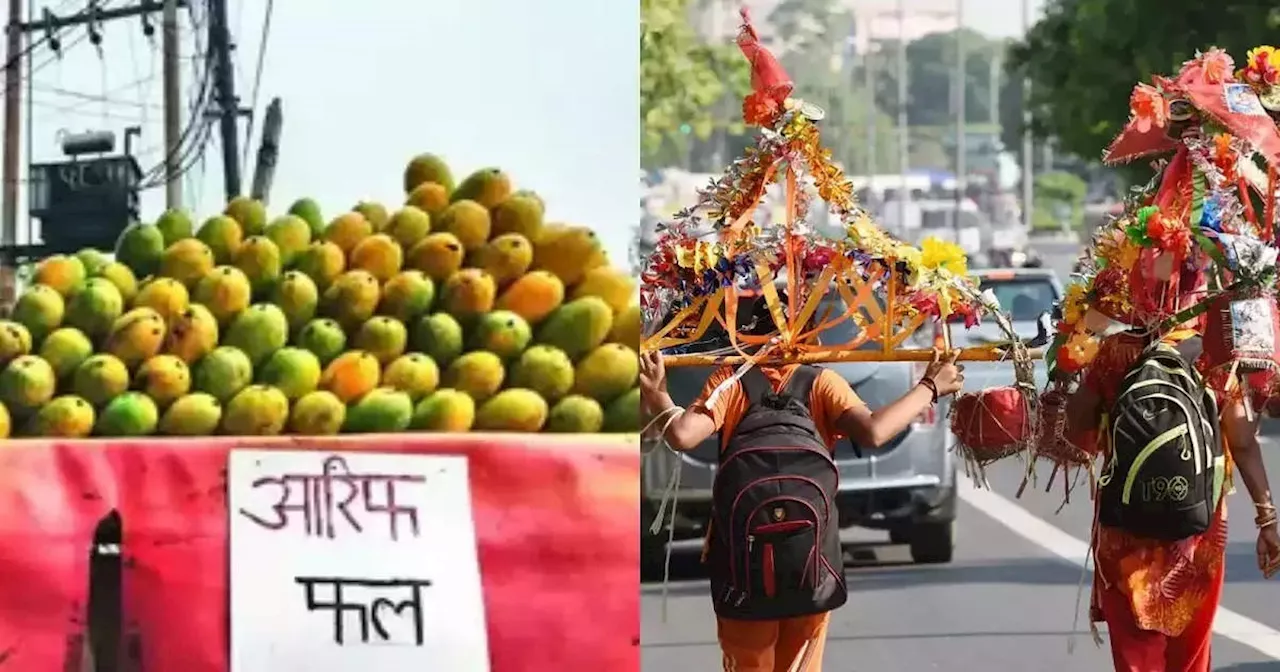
690, 364, 864, 451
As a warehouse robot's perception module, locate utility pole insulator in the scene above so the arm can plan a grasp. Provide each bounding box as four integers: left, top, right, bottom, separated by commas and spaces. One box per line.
87, 5, 104, 46
42, 9, 60, 53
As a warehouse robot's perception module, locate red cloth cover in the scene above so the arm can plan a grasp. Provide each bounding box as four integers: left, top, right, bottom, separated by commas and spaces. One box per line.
951, 387, 1032, 451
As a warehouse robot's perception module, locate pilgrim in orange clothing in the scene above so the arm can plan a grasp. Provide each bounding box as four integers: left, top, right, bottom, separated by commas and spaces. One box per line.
1077, 331, 1228, 672
691, 364, 863, 672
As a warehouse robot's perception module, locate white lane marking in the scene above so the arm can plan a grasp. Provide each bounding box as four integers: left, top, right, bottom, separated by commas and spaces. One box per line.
958, 478, 1280, 660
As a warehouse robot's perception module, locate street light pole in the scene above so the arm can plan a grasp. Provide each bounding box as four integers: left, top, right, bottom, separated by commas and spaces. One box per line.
954, 0, 966, 245
1020, 0, 1034, 230
896, 0, 909, 234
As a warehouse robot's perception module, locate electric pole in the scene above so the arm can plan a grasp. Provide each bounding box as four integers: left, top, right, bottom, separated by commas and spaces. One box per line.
208, 0, 241, 202
895, 0, 909, 235
2, 0, 23, 304
250, 97, 282, 204
162, 0, 181, 209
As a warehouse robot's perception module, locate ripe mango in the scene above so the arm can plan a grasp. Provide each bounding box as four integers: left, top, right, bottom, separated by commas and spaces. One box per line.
409, 388, 475, 432
439, 269, 496, 323
258, 347, 322, 400
573, 343, 639, 404
535, 296, 614, 361
294, 240, 347, 291
39, 327, 94, 381
103, 307, 167, 370
192, 346, 254, 402
133, 355, 191, 408
495, 270, 564, 325
379, 270, 435, 324
349, 233, 404, 282
158, 392, 223, 436
404, 153, 454, 194
221, 384, 290, 436
0, 401, 8, 438
76, 248, 110, 276
409, 312, 464, 367
265, 214, 313, 267
134, 277, 189, 326
224, 303, 289, 366
353, 201, 390, 233
609, 303, 642, 348
443, 351, 504, 402
532, 224, 607, 286
94, 391, 159, 436
603, 387, 641, 432
64, 278, 124, 341
343, 387, 413, 433
155, 209, 194, 246
114, 222, 166, 277
469, 233, 533, 286
320, 270, 381, 329
406, 232, 465, 283
196, 214, 244, 264
491, 193, 544, 241
385, 206, 432, 249
474, 388, 548, 432
225, 197, 268, 236
469, 310, 531, 360
271, 271, 319, 333
29, 394, 95, 438
164, 304, 219, 364
451, 167, 512, 209
289, 390, 346, 435
509, 345, 575, 402
34, 255, 86, 297
324, 211, 373, 255
194, 265, 252, 324
288, 198, 326, 239
96, 262, 138, 304
232, 236, 282, 296
0, 321, 30, 367
0, 355, 55, 416
320, 350, 381, 403
72, 354, 130, 407
12, 284, 65, 344
382, 353, 440, 401
295, 318, 347, 366
572, 266, 636, 314
160, 238, 215, 288
353, 316, 408, 365
545, 395, 604, 433
406, 182, 450, 218
436, 200, 491, 251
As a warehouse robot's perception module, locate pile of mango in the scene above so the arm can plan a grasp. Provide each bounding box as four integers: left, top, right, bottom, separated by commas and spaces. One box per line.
0, 154, 641, 438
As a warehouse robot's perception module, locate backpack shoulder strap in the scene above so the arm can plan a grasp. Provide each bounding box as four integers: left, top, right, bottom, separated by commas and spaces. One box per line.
783, 365, 821, 400
739, 367, 772, 406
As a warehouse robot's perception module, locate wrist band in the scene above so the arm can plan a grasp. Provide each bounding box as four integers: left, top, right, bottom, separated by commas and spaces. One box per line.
919, 378, 939, 404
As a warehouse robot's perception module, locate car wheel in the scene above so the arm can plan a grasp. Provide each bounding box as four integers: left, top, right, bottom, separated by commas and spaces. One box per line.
909, 521, 955, 564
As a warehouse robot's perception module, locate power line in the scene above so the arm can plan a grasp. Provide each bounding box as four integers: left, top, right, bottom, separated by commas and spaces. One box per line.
238, 0, 270, 177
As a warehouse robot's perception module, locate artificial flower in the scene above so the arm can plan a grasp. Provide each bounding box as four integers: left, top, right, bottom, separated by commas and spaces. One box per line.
1242, 46, 1280, 86
1056, 331, 1101, 374
1061, 282, 1089, 325
1129, 83, 1168, 133
1145, 210, 1192, 255
1199, 47, 1235, 84
919, 237, 968, 277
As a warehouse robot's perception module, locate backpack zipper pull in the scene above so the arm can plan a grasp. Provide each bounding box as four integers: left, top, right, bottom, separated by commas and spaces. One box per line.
748, 534, 755, 552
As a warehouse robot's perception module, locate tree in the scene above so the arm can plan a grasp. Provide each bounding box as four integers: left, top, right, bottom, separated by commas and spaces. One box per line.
896, 30, 1006, 128
640, 0, 749, 167
1006, 0, 1280, 182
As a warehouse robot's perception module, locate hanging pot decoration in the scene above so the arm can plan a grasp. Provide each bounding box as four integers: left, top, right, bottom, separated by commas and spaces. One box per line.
950, 387, 1032, 462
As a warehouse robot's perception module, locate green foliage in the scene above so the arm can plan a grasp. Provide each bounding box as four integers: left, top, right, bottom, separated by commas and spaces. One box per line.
640, 0, 749, 164
896, 30, 1008, 128
1006, 0, 1280, 181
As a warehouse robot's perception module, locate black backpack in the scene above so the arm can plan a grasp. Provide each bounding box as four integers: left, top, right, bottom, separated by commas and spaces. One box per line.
1097, 338, 1225, 540
707, 366, 847, 620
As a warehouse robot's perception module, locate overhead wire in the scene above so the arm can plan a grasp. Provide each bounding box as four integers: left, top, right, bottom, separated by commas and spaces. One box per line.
238, 0, 272, 178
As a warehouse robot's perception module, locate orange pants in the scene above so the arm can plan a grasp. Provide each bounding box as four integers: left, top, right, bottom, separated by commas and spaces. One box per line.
1098, 573, 1222, 672
717, 613, 830, 672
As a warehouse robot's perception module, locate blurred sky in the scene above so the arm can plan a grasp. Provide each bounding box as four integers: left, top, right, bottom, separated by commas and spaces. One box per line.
9, 0, 640, 263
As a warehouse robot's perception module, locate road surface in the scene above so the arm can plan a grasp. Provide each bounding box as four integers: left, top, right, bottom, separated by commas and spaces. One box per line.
641, 434, 1280, 671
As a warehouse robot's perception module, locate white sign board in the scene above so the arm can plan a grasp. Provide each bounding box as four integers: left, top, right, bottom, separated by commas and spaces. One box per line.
228, 450, 491, 671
